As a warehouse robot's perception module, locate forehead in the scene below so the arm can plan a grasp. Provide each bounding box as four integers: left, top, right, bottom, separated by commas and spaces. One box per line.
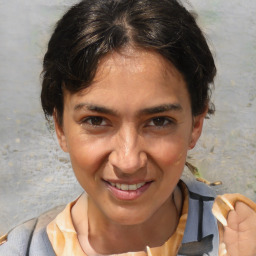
93, 48, 184, 86
64, 48, 190, 113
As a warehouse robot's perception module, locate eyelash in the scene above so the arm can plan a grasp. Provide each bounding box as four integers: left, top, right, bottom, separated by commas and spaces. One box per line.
146, 117, 175, 128
80, 116, 175, 129
80, 116, 108, 127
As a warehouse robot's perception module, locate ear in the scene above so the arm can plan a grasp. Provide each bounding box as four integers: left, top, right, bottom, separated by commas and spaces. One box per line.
53, 112, 69, 153
189, 109, 207, 150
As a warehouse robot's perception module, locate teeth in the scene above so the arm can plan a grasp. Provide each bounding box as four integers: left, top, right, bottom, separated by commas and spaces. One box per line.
137, 182, 145, 189
109, 182, 146, 191
121, 184, 129, 190
128, 184, 137, 190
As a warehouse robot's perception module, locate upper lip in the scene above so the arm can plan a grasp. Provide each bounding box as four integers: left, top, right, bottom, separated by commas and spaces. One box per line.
103, 179, 153, 185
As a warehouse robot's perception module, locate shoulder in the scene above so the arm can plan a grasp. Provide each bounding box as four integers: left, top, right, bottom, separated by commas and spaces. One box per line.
179, 179, 219, 256
0, 218, 38, 255
181, 178, 216, 198
0, 205, 64, 256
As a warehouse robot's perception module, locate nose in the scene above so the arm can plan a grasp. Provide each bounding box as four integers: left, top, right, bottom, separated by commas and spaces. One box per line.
108, 126, 147, 174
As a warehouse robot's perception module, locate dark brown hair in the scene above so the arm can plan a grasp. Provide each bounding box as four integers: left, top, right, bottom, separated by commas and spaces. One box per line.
41, 0, 216, 125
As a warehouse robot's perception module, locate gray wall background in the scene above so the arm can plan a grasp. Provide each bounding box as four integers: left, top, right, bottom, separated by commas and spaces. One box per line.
0, 0, 256, 236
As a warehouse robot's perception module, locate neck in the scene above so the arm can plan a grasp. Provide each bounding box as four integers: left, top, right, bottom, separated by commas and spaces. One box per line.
72, 186, 182, 254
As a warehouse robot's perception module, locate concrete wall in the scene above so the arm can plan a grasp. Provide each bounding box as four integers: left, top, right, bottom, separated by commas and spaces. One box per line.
0, 0, 255, 235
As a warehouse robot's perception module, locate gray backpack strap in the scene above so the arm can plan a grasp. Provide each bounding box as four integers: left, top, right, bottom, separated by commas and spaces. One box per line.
28, 227, 55, 256
29, 205, 64, 256
0, 205, 64, 256
0, 218, 37, 256
178, 180, 219, 256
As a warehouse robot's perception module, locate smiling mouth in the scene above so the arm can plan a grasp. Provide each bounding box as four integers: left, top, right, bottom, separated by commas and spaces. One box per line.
105, 180, 152, 200
108, 182, 146, 191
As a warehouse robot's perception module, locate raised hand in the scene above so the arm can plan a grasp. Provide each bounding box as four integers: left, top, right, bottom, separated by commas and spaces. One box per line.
212, 194, 256, 256
224, 201, 256, 256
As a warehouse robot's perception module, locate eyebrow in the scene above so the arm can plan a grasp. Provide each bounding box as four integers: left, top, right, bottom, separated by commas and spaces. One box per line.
74, 103, 118, 116
139, 104, 183, 115
74, 103, 182, 116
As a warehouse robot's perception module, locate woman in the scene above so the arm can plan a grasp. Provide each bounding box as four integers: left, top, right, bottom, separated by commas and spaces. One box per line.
1, 0, 255, 255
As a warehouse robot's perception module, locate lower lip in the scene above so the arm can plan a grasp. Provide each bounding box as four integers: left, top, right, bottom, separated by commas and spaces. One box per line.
106, 182, 152, 201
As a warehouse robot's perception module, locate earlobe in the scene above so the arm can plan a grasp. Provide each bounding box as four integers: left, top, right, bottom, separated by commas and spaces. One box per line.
189, 110, 207, 149
53, 112, 69, 153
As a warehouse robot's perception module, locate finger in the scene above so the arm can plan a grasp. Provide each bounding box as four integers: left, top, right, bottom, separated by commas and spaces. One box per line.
224, 194, 256, 212
212, 195, 234, 227
212, 194, 256, 227
234, 201, 256, 224
231, 202, 256, 234
226, 209, 239, 230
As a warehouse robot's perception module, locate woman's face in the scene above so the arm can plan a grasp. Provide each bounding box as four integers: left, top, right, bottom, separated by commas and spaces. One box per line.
55, 49, 205, 226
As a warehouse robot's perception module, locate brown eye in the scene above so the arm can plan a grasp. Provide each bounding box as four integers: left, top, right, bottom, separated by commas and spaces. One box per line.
83, 116, 106, 126
146, 117, 174, 128
152, 117, 166, 126
90, 117, 103, 125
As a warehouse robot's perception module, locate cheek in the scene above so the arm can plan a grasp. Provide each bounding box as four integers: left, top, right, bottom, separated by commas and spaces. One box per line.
148, 135, 189, 167
67, 136, 110, 177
